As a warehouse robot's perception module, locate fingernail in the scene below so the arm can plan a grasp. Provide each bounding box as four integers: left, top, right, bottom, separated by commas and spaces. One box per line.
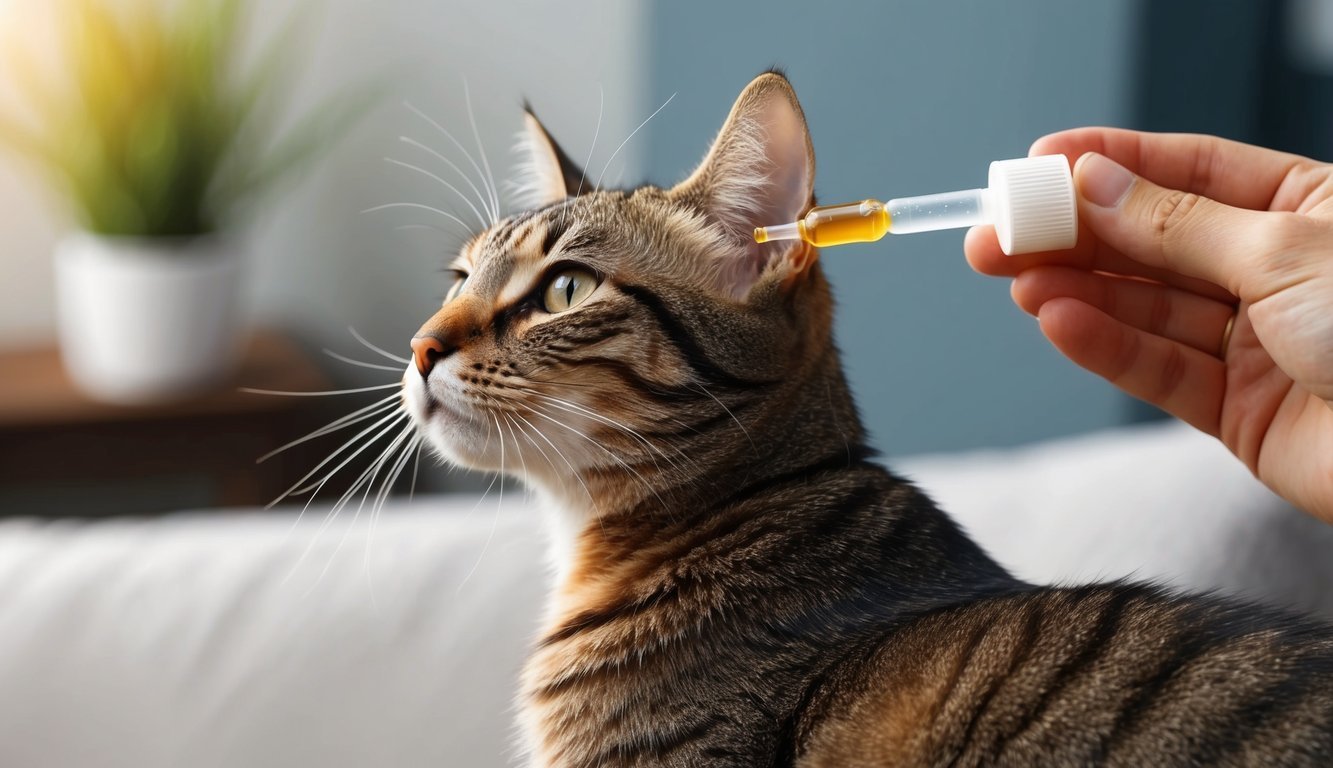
1076, 152, 1135, 208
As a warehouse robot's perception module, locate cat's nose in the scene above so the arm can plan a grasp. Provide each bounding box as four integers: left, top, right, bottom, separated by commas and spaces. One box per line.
410, 334, 452, 378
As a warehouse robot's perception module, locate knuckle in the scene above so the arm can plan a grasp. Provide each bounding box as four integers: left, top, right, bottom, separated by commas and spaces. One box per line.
1247, 212, 1322, 291
1188, 138, 1218, 196
1107, 328, 1141, 384
1257, 212, 1311, 251
1149, 190, 1204, 243
1150, 343, 1189, 404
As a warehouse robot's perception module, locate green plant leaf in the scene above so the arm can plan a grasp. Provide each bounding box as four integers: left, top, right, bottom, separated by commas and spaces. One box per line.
0, 0, 374, 240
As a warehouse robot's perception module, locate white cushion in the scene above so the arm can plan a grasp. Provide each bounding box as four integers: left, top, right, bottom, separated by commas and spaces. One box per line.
0, 497, 543, 768
896, 420, 1333, 619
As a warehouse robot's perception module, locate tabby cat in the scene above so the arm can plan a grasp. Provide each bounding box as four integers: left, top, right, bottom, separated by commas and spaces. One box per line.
400, 72, 1333, 766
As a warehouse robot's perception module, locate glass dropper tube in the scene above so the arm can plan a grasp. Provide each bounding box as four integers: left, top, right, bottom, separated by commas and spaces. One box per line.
753, 155, 1079, 255
754, 189, 990, 248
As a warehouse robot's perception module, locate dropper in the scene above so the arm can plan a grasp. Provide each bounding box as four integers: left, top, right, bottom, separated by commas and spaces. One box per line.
754, 154, 1077, 256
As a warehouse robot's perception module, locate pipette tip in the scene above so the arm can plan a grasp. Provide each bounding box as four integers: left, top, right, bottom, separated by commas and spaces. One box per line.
753, 222, 800, 244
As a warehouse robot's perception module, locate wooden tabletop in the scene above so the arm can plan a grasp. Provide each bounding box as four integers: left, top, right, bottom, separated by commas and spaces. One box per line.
0, 330, 332, 429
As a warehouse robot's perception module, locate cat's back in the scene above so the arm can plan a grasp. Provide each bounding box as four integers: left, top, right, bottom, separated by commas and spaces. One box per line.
797, 583, 1333, 767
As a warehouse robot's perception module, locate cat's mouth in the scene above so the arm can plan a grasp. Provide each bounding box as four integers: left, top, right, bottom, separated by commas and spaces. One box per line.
403, 369, 464, 422
401, 366, 501, 469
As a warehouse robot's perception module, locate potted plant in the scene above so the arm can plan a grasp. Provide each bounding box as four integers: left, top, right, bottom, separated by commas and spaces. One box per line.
0, 0, 364, 403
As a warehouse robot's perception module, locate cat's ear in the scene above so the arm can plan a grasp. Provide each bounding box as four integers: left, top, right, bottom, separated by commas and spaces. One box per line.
510, 106, 589, 209
671, 71, 816, 297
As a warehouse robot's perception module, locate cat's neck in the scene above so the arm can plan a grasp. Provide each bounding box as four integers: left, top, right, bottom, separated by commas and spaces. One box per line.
533, 351, 868, 590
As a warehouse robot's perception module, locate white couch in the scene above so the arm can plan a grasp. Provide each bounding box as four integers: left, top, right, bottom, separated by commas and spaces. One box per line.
3, 421, 1330, 767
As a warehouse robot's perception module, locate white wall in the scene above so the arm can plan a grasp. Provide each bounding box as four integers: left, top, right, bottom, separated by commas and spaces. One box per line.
0, 0, 647, 365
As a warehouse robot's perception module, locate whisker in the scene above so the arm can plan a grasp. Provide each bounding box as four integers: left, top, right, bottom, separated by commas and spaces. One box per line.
508, 413, 560, 483
519, 371, 702, 471
281, 409, 407, 502
267, 409, 407, 508
595, 92, 676, 190
510, 410, 594, 503
384, 157, 489, 230
349, 326, 411, 364
309, 421, 413, 548
404, 101, 498, 224
694, 382, 755, 452
366, 434, 412, 537
574, 84, 604, 199
408, 439, 423, 502
507, 412, 551, 466
523, 390, 683, 474
503, 413, 530, 483
242, 383, 402, 397
379, 433, 419, 516
494, 412, 506, 504
476, 404, 495, 473
526, 391, 661, 444
462, 78, 500, 223
523, 372, 609, 391
459, 413, 506, 590
279, 413, 411, 584
278, 410, 405, 534
463, 463, 500, 523
323, 348, 404, 373
451, 419, 501, 590
285, 473, 336, 537
362, 426, 418, 573
361, 202, 472, 234
364, 431, 420, 604
452, 408, 499, 526
301, 421, 415, 594
258, 394, 401, 463
517, 400, 669, 511
399, 135, 496, 225
562, 84, 603, 231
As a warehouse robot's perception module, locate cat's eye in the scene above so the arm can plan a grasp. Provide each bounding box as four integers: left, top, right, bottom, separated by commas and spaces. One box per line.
542, 268, 599, 313
444, 272, 468, 303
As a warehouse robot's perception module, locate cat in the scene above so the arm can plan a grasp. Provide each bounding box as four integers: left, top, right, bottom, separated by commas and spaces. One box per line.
400, 71, 1333, 767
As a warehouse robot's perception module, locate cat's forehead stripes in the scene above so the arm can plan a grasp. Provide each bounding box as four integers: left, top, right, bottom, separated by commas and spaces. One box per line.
496, 217, 559, 306
458, 208, 583, 306
486, 208, 540, 247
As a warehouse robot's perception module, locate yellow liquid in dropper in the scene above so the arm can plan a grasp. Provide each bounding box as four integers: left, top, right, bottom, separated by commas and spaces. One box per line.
754, 199, 891, 247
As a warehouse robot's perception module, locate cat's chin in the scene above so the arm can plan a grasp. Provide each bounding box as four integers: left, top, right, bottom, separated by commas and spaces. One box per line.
402, 376, 503, 473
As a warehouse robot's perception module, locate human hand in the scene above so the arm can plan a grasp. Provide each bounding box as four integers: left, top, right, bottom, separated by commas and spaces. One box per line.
965, 129, 1333, 523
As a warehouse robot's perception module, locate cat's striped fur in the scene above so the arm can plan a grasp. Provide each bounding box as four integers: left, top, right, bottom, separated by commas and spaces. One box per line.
402, 72, 1333, 766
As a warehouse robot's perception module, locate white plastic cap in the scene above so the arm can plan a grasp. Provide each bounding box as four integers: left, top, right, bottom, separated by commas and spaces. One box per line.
987, 155, 1078, 255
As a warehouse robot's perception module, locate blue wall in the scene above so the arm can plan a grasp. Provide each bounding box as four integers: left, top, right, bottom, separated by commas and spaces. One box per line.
644, 0, 1141, 456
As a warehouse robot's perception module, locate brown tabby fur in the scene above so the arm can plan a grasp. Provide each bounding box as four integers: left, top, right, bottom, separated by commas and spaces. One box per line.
402, 72, 1333, 766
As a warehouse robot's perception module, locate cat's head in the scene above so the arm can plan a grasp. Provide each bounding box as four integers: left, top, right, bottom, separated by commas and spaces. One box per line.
402, 72, 858, 512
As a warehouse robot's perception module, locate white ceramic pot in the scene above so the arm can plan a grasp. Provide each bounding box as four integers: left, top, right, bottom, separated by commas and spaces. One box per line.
54, 232, 242, 404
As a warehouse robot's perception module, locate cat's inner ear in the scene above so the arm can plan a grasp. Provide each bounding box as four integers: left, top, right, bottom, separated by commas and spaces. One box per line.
671, 72, 816, 298
510, 107, 588, 210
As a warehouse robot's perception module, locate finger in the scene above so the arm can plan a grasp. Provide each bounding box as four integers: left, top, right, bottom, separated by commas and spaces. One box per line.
964, 224, 1237, 304
963, 225, 1005, 273
1073, 152, 1292, 297
1037, 297, 1226, 436
1013, 266, 1236, 356
1030, 128, 1310, 211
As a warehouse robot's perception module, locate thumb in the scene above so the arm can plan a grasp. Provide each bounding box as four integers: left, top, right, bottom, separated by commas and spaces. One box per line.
1074, 151, 1267, 295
